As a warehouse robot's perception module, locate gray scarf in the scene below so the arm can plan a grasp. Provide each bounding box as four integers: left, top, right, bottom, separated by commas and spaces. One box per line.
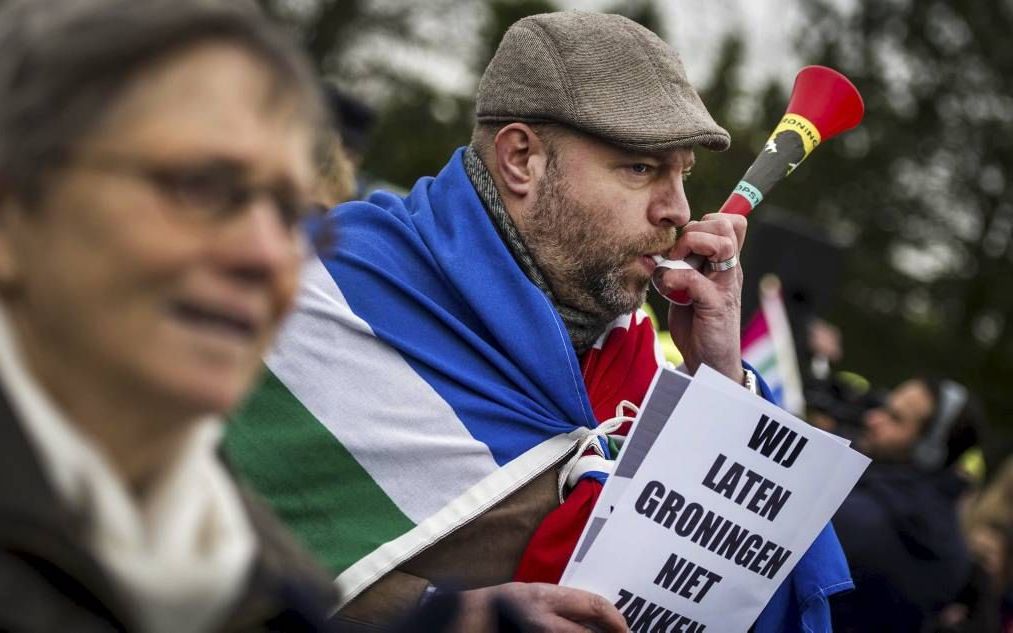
463, 146, 610, 353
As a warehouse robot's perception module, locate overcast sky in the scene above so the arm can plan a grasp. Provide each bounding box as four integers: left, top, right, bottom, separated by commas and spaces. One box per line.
567, 0, 808, 92
368, 0, 828, 108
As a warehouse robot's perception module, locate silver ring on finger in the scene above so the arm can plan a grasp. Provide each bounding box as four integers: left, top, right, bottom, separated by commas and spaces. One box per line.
708, 254, 738, 272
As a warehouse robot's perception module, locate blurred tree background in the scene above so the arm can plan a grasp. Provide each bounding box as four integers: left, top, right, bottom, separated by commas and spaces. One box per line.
260, 0, 1012, 442
787, 0, 1013, 450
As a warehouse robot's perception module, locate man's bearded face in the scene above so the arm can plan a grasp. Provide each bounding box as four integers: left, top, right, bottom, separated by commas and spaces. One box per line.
523, 157, 678, 319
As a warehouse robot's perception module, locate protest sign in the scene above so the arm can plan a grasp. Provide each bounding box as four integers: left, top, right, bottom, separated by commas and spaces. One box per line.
562, 368, 692, 586
563, 365, 870, 632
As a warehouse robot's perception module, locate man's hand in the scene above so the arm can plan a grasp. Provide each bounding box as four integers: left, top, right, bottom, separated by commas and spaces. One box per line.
653, 212, 747, 383
452, 582, 627, 632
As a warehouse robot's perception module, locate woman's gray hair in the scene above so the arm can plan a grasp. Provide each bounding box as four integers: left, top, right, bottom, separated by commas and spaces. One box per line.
0, 0, 326, 202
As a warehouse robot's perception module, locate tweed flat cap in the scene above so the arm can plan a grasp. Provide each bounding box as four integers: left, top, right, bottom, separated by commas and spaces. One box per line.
476, 12, 730, 152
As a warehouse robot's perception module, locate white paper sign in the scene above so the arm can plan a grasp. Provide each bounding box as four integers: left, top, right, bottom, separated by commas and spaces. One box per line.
563, 365, 870, 632
562, 368, 693, 585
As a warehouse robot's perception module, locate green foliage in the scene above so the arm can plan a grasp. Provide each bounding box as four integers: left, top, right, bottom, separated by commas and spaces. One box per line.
686, 34, 759, 215
361, 80, 473, 189
767, 0, 1013, 430
478, 0, 556, 69
258, 0, 463, 77
361, 0, 555, 188
603, 0, 665, 36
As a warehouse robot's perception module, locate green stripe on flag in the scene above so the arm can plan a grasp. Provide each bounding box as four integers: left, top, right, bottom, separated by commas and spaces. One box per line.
225, 368, 415, 575
755, 355, 777, 375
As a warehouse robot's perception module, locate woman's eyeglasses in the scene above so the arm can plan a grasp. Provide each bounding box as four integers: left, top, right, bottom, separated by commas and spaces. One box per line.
70, 153, 326, 228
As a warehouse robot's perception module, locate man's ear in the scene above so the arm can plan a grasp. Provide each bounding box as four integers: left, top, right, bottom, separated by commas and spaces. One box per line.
492, 123, 550, 199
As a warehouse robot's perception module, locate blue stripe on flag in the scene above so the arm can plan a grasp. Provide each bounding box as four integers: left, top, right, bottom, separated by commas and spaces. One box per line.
314, 150, 597, 466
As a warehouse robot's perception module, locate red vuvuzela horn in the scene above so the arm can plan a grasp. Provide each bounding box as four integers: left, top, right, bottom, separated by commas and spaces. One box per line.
654, 65, 864, 305
718, 65, 864, 216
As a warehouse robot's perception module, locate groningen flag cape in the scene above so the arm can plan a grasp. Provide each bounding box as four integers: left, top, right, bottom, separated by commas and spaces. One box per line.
225, 150, 852, 631
226, 149, 602, 606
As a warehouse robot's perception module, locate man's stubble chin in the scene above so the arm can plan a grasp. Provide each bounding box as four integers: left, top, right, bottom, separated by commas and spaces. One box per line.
587, 260, 650, 317
524, 172, 671, 321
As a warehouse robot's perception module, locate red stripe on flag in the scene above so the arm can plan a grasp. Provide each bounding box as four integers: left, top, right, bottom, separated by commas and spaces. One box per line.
741, 308, 770, 351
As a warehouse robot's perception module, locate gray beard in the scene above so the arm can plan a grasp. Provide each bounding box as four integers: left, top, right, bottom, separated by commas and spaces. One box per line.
462, 146, 674, 352
523, 160, 673, 323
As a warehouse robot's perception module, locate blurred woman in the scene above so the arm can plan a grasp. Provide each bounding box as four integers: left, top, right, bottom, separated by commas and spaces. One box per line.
0, 1, 338, 630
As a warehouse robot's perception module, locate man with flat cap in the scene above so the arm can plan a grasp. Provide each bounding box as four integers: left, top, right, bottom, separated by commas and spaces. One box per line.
227, 12, 852, 631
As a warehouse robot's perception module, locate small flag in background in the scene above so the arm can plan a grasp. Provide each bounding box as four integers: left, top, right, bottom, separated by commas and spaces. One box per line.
742, 275, 806, 415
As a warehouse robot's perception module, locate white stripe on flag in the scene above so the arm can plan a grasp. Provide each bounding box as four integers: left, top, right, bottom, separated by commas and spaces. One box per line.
760, 280, 806, 415
267, 258, 500, 523
743, 338, 776, 372
334, 430, 584, 607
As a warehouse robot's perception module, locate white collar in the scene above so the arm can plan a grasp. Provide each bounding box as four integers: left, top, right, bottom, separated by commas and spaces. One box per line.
0, 305, 257, 633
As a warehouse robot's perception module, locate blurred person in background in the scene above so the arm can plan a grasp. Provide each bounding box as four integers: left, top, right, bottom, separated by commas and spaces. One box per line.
933, 456, 1013, 633
0, 0, 343, 630
227, 11, 850, 633
321, 85, 406, 201
312, 85, 358, 208
796, 316, 882, 442
927, 518, 1009, 633
831, 377, 984, 633
968, 457, 1013, 535
806, 318, 843, 382
313, 131, 356, 210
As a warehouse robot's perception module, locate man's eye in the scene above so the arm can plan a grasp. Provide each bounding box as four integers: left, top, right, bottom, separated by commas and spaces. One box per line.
630, 163, 653, 175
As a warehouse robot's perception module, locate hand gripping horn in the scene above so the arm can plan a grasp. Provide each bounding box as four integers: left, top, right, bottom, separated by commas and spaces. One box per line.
654, 66, 864, 305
